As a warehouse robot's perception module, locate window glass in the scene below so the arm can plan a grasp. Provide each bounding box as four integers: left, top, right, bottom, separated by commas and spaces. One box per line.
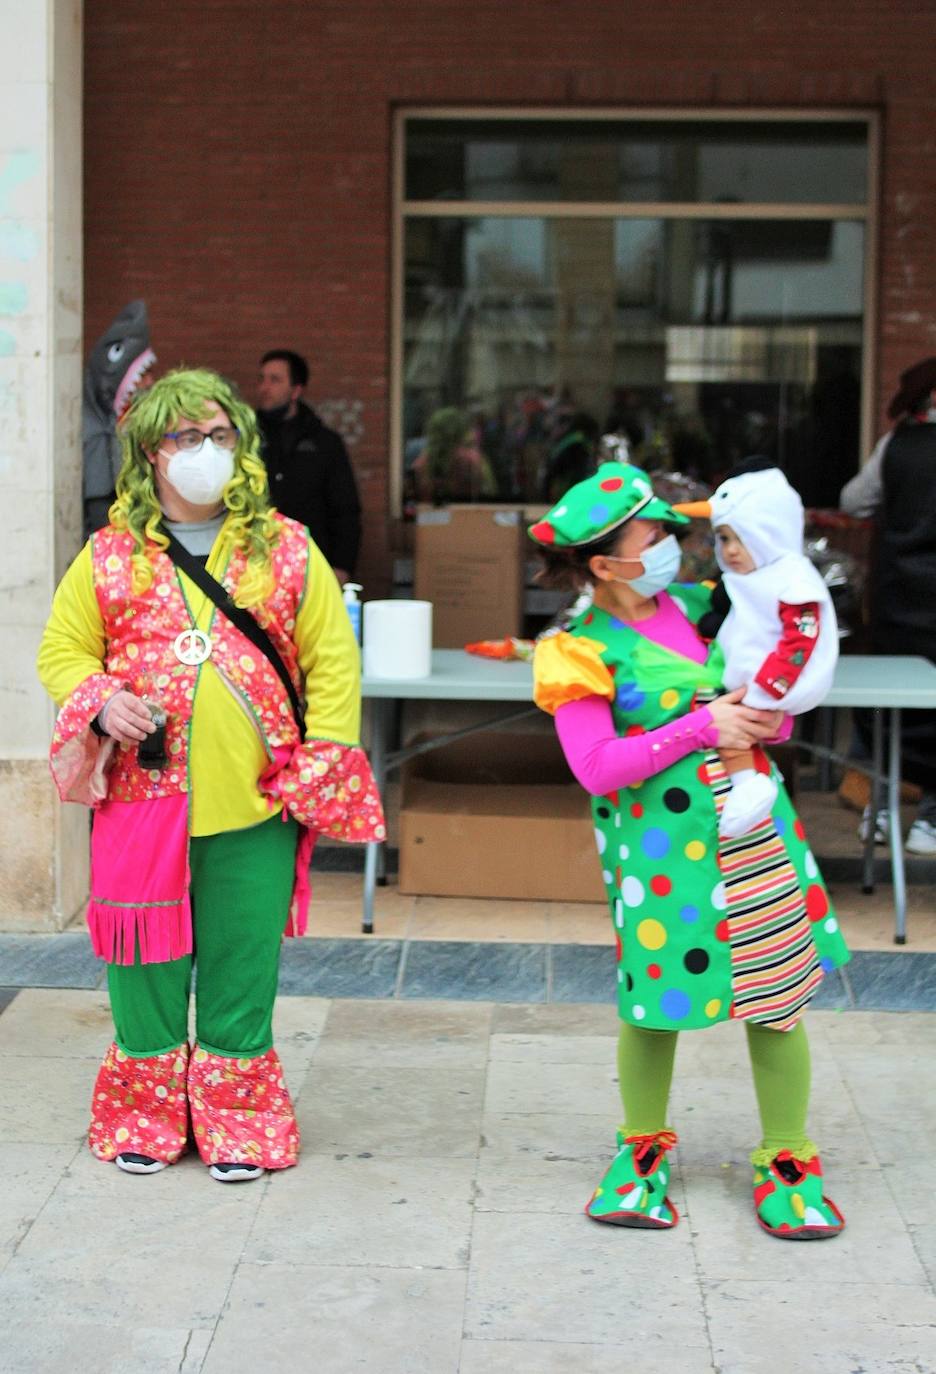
405, 119, 868, 205
403, 215, 863, 508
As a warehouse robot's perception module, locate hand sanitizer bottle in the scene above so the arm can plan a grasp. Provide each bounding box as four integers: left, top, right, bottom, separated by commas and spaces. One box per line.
342, 582, 363, 643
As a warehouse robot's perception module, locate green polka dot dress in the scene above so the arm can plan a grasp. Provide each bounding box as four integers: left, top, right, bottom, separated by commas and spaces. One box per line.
537, 584, 850, 1033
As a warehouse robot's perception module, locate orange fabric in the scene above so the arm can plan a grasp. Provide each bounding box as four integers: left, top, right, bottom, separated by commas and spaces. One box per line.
532, 632, 614, 715
464, 637, 535, 661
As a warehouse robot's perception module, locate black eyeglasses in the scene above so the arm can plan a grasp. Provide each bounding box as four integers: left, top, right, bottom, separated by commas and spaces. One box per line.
164, 426, 239, 452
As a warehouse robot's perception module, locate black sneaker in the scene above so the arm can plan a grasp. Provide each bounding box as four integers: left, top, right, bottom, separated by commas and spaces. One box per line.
208, 1162, 265, 1183
115, 1152, 167, 1175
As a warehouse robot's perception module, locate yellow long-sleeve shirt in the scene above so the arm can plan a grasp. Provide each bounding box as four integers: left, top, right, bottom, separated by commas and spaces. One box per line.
37, 523, 361, 836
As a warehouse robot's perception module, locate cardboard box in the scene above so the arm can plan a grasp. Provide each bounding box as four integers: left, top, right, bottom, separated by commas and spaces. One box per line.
398, 731, 606, 903
414, 506, 524, 648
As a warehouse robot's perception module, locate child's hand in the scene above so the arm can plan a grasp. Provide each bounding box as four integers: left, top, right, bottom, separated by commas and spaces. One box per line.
708, 688, 783, 749
754, 708, 785, 737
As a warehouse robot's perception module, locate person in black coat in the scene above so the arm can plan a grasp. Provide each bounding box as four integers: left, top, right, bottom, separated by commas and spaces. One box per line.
256, 350, 362, 583
841, 355, 936, 854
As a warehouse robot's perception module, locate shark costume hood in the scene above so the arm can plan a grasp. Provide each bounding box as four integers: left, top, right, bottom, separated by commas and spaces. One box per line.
705, 468, 838, 714
82, 300, 156, 535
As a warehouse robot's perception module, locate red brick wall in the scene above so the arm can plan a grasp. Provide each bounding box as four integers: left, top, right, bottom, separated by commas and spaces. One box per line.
84, 1, 936, 593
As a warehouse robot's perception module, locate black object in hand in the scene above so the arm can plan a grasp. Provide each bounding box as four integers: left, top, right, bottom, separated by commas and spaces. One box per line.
138, 706, 168, 770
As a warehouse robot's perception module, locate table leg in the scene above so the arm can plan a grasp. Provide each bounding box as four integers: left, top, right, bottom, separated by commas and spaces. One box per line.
362, 840, 379, 937
862, 708, 882, 894
362, 698, 390, 935
378, 702, 402, 886
889, 707, 908, 945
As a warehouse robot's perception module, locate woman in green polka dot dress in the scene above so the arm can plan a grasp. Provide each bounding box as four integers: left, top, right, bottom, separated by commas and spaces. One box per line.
530, 464, 849, 1240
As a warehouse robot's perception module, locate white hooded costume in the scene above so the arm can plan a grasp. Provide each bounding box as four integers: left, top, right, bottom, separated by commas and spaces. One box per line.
711, 468, 838, 714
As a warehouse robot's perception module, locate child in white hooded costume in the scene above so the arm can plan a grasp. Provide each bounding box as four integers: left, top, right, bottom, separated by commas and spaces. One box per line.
678, 466, 838, 837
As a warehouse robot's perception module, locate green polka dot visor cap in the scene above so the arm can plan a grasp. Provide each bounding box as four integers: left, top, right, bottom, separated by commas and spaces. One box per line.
528, 463, 690, 548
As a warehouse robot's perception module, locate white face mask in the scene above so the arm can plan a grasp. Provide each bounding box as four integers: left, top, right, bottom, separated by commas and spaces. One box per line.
159, 439, 235, 506
605, 533, 682, 597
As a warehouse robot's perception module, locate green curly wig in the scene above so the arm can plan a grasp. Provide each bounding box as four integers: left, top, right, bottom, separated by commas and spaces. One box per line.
110, 367, 279, 608
425, 406, 470, 499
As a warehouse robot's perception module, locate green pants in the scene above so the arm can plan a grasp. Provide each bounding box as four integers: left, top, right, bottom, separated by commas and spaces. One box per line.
107, 813, 298, 1059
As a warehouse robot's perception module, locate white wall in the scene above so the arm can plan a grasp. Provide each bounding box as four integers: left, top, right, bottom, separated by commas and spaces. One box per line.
0, 0, 85, 931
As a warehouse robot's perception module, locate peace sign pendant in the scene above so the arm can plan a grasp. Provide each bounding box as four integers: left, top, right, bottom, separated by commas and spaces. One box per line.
173, 627, 213, 666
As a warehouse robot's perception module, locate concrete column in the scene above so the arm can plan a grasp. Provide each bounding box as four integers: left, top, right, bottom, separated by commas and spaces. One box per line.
0, 0, 84, 932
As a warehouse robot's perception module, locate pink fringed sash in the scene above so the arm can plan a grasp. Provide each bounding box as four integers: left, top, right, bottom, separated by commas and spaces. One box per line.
89, 795, 192, 965
286, 824, 316, 936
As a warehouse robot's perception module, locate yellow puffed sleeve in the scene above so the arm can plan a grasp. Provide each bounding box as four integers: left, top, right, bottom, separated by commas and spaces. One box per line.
36, 542, 107, 706
532, 632, 615, 716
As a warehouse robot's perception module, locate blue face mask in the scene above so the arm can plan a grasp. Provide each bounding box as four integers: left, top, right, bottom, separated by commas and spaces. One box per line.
605, 533, 682, 597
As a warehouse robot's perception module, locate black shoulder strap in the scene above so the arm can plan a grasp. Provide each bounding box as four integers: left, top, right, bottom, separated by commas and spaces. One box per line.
160, 528, 306, 740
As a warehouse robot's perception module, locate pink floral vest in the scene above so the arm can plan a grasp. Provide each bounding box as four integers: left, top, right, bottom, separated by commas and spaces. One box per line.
93, 517, 309, 802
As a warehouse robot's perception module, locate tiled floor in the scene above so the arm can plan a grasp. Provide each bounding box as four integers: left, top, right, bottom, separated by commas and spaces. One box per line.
301, 868, 936, 951
0, 991, 934, 1374
304, 788, 936, 950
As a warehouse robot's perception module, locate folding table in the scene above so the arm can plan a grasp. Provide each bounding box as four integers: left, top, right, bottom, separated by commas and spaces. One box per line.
360, 652, 936, 943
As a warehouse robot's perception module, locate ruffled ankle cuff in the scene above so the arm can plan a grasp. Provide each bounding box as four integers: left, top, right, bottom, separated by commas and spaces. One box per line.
620, 1124, 678, 1142
750, 1137, 819, 1168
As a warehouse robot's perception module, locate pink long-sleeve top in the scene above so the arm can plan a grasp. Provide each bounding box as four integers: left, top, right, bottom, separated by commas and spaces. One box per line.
554, 592, 790, 796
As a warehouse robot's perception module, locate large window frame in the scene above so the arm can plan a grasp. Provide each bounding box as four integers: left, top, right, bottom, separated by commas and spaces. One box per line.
390, 106, 879, 514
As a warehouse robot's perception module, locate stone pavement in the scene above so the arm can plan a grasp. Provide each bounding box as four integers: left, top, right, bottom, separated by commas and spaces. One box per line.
1, 988, 935, 1373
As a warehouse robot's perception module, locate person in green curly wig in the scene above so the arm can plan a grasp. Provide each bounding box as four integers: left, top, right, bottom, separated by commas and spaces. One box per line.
410, 405, 497, 503
38, 367, 385, 1185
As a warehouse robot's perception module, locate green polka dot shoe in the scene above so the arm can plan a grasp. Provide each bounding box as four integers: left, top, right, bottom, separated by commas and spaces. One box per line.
753, 1151, 845, 1240
585, 1129, 679, 1229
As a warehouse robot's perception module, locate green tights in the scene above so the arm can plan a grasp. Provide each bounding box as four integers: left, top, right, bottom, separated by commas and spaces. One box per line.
616, 1018, 817, 1163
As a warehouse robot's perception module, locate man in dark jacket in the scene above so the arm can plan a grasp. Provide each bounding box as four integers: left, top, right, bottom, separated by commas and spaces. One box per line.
256, 350, 362, 583
841, 355, 936, 854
